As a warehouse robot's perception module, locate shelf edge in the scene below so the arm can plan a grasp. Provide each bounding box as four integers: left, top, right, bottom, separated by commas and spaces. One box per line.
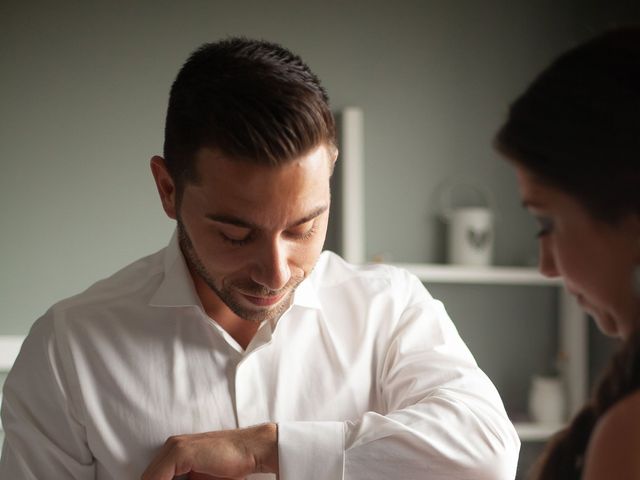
514, 421, 564, 441
389, 263, 563, 286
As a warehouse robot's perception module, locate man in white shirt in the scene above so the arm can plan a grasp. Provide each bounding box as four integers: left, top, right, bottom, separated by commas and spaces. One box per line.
0, 38, 519, 479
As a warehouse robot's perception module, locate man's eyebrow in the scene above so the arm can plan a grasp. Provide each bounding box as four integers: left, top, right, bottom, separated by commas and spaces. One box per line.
289, 205, 329, 227
205, 214, 255, 229
206, 205, 329, 229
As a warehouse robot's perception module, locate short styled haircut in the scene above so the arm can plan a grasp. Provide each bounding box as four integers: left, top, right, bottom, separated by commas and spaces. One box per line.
163, 37, 336, 189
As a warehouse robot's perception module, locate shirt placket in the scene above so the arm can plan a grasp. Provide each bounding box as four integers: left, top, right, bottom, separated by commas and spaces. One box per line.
235, 322, 274, 428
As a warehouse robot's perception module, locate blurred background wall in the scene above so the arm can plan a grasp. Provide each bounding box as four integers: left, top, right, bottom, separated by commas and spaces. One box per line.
2, 0, 637, 328
3, 0, 636, 332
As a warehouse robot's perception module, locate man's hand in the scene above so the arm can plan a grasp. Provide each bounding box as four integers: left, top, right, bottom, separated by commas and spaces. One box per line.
141, 423, 278, 480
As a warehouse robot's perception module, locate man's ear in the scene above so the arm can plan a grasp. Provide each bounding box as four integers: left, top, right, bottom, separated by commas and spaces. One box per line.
329, 146, 339, 176
150, 156, 178, 220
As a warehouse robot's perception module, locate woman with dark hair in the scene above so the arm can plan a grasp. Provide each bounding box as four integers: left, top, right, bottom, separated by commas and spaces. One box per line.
495, 27, 640, 479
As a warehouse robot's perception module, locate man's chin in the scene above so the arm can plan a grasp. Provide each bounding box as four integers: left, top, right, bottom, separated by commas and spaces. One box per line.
228, 290, 294, 323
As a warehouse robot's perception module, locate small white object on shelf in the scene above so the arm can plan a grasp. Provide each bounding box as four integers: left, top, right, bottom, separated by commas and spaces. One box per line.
529, 375, 566, 425
438, 182, 496, 266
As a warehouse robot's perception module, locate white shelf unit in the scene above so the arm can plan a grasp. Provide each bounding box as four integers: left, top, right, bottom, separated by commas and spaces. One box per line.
0, 335, 25, 435
391, 263, 562, 286
334, 107, 365, 264
334, 108, 585, 443
0, 335, 24, 372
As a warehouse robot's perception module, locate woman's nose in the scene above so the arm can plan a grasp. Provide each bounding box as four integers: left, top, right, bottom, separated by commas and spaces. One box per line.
538, 238, 559, 278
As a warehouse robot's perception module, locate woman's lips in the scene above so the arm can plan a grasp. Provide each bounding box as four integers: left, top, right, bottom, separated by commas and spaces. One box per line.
241, 293, 284, 307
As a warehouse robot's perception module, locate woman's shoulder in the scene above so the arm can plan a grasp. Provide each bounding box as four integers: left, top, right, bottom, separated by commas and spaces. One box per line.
582, 389, 640, 479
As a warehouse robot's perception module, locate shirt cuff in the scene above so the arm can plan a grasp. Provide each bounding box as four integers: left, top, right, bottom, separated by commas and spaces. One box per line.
278, 421, 344, 480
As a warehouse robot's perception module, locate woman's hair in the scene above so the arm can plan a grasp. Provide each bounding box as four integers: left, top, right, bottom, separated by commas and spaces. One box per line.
529, 331, 640, 479
495, 27, 640, 223
495, 26, 640, 479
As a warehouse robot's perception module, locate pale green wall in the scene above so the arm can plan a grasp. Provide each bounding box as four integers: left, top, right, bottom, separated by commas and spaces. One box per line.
1, 0, 580, 334
0, 0, 634, 367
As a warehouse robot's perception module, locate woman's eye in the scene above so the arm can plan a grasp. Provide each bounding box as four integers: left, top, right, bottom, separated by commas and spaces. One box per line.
535, 216, 554, 238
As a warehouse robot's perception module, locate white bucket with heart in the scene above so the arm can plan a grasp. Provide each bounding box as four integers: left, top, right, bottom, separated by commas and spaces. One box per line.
439, 184, 494, 266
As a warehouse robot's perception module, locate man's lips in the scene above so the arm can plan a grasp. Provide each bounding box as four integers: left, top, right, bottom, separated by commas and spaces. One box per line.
240, 292, 285, 307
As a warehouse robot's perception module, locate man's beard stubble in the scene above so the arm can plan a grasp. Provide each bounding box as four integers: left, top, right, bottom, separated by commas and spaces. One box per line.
176, 219, 302, 323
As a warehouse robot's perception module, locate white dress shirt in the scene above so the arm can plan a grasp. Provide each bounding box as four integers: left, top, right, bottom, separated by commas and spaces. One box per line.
1, 233, 519, 479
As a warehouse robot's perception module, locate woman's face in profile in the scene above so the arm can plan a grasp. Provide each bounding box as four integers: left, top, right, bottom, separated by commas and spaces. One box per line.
513, 164, 640, 339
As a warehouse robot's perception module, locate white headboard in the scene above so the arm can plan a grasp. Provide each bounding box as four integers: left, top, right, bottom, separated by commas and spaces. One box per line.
0, 336, 24, 372
0, 335, 25, 434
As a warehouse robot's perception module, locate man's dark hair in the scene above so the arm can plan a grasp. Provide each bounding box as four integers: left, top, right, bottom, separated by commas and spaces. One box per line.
163, 37, 336, 191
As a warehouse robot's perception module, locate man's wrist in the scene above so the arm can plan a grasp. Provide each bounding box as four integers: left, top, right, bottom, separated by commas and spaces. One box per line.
248, 422, 279, 475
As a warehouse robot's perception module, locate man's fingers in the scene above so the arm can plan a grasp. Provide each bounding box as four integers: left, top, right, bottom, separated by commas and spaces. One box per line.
141, 436, 193, 480
142, 426, 274, 479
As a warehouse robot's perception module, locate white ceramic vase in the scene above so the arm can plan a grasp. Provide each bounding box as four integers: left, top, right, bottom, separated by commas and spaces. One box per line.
529, 375, 565, 424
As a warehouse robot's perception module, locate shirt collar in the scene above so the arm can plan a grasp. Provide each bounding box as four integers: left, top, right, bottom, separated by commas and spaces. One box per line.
149, 229, 323, 311
291, 272, 322, 310
148, 230, 203, 308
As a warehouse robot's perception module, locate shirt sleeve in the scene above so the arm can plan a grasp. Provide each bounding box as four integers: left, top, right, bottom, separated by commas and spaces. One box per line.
0, 315, 95, 479
277, 273, 520, 480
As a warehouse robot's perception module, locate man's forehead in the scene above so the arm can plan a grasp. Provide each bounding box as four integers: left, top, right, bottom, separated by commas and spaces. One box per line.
192, 143, 335, 175
183, 144, 332, 224
188, 145, 332, 193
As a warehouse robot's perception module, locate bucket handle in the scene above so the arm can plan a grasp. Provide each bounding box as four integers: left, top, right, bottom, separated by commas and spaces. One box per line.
437, 181, 495, 221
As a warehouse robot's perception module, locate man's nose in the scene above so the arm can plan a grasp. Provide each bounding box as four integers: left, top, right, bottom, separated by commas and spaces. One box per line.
538, 239, 559, 278
251, 239, 292, 291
